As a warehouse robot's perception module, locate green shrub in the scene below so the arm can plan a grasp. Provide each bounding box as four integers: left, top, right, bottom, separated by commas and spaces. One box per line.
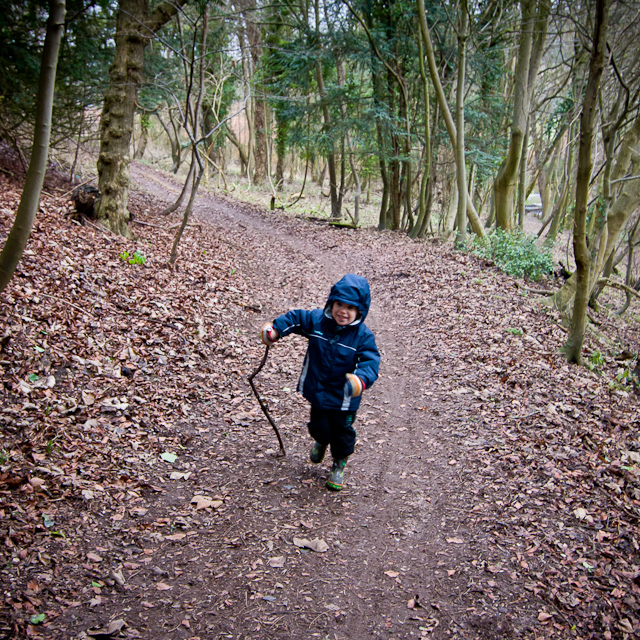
471, 229, 554, 280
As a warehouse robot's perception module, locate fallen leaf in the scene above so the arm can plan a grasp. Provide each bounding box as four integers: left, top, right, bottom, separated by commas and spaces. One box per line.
160, 452, 178, 463
190, 495, 223, 510
268, 556, 285, 568
292, 537, 329, 553
109, 570, 125, 586
446, 537, 464, 544
618, 619, 635, 634
156, 582, 172, 591
165, 533, 187, 541
86, 553, 103, 563
87, 619, 127, 637
538, 611, 554, 622
574, 507, 587, 520
384, 570, 400, 578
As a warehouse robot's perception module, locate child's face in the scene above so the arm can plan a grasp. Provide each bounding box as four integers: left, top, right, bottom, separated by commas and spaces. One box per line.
332, 300, 358, 326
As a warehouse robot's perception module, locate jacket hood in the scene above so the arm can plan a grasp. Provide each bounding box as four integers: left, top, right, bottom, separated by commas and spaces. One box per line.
325, 274, 372, 322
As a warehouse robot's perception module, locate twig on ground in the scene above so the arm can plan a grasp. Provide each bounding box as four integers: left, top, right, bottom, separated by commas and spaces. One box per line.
132, 219, 171, 230
39, 292, 95, 318
133, 218, 202, 232
85, 219, 115, 237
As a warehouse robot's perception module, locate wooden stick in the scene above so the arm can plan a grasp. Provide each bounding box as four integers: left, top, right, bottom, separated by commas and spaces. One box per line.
247, 345, 286, 456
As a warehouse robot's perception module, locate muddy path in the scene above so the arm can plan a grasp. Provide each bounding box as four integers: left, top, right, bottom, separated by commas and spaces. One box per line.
123, 164, 545, 639
7, 162, 635, 640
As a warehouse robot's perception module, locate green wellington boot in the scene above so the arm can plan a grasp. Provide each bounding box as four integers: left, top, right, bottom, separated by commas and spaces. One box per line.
310, 441, 328, 464
326, 457, 349, 491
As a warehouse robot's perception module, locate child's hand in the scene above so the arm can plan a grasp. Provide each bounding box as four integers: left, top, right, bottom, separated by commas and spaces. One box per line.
261, 323, 279, 346
346, 373, 364, 397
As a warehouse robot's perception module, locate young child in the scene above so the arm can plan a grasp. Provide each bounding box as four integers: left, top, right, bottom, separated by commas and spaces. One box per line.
261, 274, 380, 491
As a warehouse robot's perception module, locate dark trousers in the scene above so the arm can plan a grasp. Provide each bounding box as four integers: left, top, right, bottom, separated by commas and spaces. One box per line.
308, 408, 357, 460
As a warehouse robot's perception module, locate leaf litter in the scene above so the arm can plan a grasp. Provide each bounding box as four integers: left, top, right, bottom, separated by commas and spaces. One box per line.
0, 160, 638, 639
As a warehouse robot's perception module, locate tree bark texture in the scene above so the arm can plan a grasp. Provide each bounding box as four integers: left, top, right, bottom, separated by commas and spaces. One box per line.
563, 0, 609, 364
315, 60, 341, 218
455, 0, 469, 245
415, 0, 485, 238
237, 0, 267, 185
0, 0, 65, 293
96, 0, 188, 236
410, 37, 432, 239
493, 0, 549, 231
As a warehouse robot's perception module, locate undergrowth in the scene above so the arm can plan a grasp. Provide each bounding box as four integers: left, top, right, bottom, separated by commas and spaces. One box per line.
471, 229, 555, 281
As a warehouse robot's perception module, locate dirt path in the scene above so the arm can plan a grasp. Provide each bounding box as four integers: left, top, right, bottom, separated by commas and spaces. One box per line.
124, 164, 545, 639
3, 164, 637, 640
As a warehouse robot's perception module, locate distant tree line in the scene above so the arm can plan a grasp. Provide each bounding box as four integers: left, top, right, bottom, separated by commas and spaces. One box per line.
1, 0, 640, 363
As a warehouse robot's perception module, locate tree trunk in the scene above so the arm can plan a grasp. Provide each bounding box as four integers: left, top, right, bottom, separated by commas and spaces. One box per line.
170, 8, 208, 264
542, 128, 575, 243
315, 60, 340, 218
238, 0, 266, 185
617, 219, 639, 315
226, 127, 249, 173
416, 0, 485, 238
517, 124, 528, 229
337, 61, 360, 224
587, 114, 640, 292
0, 0, 65, 293
134, 112, 149, 159
411, 38, 432, 239
156, 108, 183, 174
275, 117, 287, 190
253, 100, 267, 185
493, 0, 549, 230
562, 0, 609, 364
96, 0, 187, 236
444, 178, 458, 238
455, 0, 469, 246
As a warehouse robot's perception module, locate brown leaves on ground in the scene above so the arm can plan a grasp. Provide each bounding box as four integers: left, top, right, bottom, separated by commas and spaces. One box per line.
0, 169, 263, 638
0, 161, 639, 640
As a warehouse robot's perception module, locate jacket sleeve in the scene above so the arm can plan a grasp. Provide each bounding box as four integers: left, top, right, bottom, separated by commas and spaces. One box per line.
354, 329, 380, 390
272, 309, 315, 339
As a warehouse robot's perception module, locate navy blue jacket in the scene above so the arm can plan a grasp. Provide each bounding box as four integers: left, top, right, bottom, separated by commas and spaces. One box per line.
272, 274, 380, 411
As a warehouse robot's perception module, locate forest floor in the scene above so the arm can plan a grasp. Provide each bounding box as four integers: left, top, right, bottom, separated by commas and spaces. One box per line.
1, 158, 640, 640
